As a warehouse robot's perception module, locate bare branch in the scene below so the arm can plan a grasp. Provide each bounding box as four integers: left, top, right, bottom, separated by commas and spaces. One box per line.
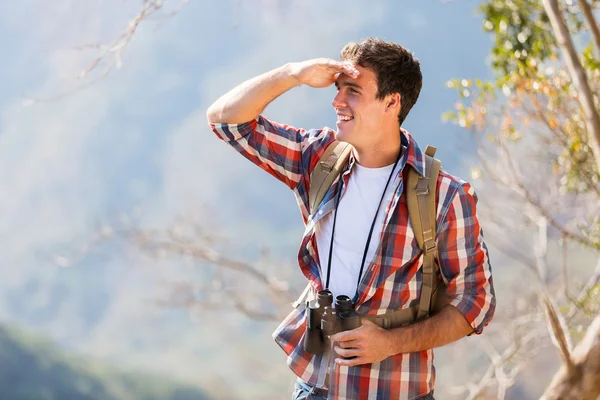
542, 313, 600, 399
448, 308, 547, 400
56, 216, 299, 323
566, 257, 600, 321
476, 122, 598, 252
156, 282, 283, 321
535, 217, 550, 284
24, 0, 187, 105
562, 234, 570, 296
542, 293, 576, 375
514, 179, 598, 250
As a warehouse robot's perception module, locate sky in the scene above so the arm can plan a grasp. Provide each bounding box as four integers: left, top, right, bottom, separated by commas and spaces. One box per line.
0, 0, 505, 398
0, 0, 494, 259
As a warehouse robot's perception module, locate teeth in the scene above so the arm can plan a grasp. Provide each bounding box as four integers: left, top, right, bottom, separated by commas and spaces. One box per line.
337, 116, 353, 121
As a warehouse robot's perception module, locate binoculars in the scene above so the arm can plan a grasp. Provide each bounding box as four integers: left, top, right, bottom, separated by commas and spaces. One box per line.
303, 289, 362, 355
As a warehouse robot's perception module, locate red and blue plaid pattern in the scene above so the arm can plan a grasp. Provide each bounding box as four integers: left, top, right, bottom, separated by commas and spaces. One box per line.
210, 116, 496, 399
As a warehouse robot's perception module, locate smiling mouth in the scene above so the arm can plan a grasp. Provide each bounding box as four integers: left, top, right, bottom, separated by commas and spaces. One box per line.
337, 115, 354, 122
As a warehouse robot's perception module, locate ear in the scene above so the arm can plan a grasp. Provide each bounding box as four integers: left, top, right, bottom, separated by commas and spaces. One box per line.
385, 93, 401, 113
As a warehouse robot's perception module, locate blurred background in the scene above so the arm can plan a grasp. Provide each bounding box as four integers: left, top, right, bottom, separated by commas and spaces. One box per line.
1, 0, 599, 399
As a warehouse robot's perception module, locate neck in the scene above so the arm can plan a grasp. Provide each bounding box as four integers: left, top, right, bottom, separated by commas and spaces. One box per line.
352, 136, 402, 168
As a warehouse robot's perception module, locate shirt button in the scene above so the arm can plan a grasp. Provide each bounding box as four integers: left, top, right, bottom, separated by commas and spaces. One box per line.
318, 210, 323, 215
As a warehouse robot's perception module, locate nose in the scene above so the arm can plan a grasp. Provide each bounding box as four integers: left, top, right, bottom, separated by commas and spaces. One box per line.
332, 91, 347, 110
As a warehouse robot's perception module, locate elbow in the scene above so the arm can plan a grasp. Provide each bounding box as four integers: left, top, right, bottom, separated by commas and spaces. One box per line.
206, 104, 221, 125
206, 102, 258, 125
206, 103, 242, 125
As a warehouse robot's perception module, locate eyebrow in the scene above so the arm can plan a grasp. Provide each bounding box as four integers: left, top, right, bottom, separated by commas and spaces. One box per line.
335, 80, 363, 91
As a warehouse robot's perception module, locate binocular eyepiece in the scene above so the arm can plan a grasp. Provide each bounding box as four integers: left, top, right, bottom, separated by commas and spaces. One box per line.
303, 290, 362, 355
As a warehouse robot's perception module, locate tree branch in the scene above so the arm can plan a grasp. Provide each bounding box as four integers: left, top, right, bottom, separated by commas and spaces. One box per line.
566, 256, 600, 321
24, 0, 187, 105
542, 293, 576, 375
543, 0, 600, 175
542, 313, 600, 399
578, 0, 600, 56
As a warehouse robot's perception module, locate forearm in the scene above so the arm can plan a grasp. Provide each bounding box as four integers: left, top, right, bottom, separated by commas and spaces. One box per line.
206, 63, 300, 124
386, 305, 473, 355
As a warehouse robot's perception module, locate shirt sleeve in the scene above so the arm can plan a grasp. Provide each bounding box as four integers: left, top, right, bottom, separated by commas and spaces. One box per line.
437, 182, 496, 334
209, 116, 334, 193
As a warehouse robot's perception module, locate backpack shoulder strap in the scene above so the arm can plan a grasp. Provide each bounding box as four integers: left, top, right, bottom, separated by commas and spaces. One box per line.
308, 141, 353, 216
406, 145, 442, 320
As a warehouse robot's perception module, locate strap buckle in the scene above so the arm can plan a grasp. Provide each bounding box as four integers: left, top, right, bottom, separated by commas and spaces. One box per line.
416, 187, 429, 196
416, 177, 430, 196
320, 160, 334, 173
423, 239, 437, 255
310, 386, 329, 396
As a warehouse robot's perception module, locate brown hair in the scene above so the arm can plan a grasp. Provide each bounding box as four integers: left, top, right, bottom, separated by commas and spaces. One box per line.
340, 37, 422, 127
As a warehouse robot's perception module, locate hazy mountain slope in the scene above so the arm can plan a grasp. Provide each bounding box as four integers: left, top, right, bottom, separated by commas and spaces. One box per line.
0, 324, 211, 400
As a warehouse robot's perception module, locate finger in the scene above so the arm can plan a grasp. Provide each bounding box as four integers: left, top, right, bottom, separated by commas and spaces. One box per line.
325, 60, 358, 78
335, 66, 359, 79
323, 58, 344, 68
344, 66, 360, 79
341, 63, 359, 78
334, 346, 360, 358
336, 356, 366, 367
331, 330, 357, 342
338, 339, 359, 349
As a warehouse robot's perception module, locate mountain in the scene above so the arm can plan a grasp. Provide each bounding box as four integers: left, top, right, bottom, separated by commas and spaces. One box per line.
0, 324, 211, 400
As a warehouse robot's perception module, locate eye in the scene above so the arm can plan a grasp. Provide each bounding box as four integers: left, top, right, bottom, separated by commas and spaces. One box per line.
348, 88, 358, 94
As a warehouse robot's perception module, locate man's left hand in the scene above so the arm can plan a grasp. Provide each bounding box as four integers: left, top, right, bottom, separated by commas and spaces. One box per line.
330, 319, 392, 367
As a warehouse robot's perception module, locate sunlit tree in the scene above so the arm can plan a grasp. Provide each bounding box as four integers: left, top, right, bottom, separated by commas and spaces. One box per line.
444, 0, 600, 398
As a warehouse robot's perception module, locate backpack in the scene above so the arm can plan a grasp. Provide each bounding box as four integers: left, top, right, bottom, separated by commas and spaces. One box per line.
295, 140, 447, 328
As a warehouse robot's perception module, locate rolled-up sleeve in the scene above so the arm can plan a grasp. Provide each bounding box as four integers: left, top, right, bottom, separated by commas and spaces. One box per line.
437, 182, 496, 334
210, 116, 333, 192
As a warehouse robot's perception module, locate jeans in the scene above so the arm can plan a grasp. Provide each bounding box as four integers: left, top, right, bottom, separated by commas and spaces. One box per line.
291, 378, 435, 400
292, 379, 328, 400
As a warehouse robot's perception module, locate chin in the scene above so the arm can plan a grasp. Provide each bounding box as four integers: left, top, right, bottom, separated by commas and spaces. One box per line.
334, 129, 353, 144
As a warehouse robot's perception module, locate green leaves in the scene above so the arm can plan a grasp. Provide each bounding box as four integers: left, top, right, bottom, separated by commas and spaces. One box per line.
582, 43, 600, 71
444, 0, 600, 195
480, 0, 556, 79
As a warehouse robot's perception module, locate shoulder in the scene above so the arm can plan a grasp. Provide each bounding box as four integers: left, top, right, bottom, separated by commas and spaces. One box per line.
435, 168, 478, 220
302, 124, 336, 142
302, 127, 337, 168
436, 168, 468, 197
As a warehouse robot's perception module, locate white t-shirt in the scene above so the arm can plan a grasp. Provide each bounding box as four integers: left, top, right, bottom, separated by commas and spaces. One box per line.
314, 162, 398, 300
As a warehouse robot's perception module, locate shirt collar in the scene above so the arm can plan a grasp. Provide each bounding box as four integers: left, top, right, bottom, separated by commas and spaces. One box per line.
401, 128, 426, 177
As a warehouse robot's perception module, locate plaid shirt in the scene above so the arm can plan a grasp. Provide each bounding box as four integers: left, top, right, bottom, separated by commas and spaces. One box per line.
210, 116, 496, 399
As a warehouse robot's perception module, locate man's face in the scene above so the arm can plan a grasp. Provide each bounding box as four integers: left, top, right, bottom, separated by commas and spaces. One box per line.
332, 64, 394, 148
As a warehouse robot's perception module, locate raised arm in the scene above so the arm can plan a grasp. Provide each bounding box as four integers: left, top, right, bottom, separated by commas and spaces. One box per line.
206, 59, 359, 124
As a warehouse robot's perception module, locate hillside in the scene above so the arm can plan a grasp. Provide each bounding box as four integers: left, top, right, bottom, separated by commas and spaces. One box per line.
0, 324, 211, 400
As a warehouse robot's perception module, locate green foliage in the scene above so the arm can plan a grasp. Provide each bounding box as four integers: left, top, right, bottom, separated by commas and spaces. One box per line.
582, 43, 600, 71
480, 0, 556, 80
479, 0, 587, 83
0, 325, 210, 400
443, 0, 600, 195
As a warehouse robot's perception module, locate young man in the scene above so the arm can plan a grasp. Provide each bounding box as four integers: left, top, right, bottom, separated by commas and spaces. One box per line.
207, 38, 495, 399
